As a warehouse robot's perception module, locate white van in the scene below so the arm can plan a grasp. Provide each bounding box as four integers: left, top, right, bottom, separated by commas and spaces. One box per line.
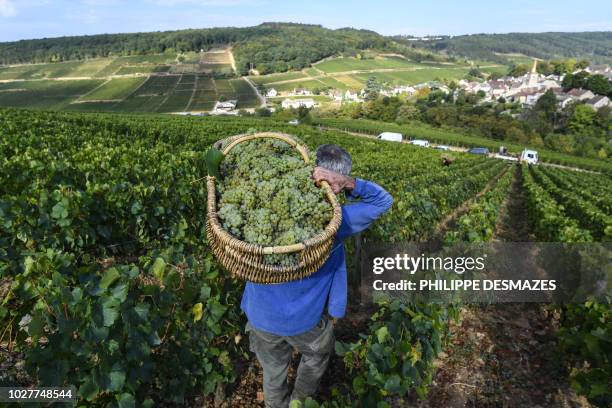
378, 132, 403, 142
520, 149, 538, 165
411, 139, 430, 148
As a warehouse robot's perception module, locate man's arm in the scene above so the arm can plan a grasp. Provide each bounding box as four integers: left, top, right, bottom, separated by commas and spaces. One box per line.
313, 166, 394, 240
337, 178, 394, 241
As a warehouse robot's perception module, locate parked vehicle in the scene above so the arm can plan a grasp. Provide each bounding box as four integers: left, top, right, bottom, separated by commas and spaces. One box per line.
410, 139, 430, 147
468, 147, 490, 155
434, 145, 450, 151
520, 149, 539, 165
288, 119, 299, 125
378, 132, 403, 142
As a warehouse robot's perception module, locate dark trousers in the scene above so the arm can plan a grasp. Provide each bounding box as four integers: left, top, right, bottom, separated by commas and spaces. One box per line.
246, 316, 334, 408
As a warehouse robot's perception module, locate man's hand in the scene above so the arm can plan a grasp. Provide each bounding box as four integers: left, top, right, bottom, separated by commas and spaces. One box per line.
313, 167, 355, 194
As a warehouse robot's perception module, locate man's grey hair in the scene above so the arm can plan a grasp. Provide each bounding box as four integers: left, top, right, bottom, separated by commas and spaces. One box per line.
316, 144, 352, 176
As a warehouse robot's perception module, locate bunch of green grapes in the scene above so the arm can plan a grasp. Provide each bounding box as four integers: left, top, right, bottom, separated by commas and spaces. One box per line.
216, 138, 333, 266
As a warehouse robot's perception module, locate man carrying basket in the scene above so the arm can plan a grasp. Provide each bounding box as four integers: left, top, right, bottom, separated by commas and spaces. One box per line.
241, 144, 394, 407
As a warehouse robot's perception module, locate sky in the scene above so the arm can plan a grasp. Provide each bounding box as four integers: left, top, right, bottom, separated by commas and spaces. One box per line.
1, 0, 611, 42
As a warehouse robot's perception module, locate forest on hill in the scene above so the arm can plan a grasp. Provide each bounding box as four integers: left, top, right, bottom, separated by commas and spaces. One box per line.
3, 24, 611, 74
397, 32, 612, 64
0, 23, 390, 75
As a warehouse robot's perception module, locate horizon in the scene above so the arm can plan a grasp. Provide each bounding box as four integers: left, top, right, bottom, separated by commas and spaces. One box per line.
1, 0, 611, 42
2, 22, 612, 43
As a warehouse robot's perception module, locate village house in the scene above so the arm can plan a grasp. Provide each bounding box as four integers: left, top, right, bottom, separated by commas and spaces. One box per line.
343, 90, 362, 102
556, 94, 575, 110
585, 65, 611, 74
426, 81, 450, 94
281, 98, 316, 109
509, 89, 544, 107
539, 79, 562, 90
472, 82, 492, 95
545, 74, 563, 81
585, 95, 611, 110
457, 79, 470, 89
327, 89, 343, 101
489, 81, 508, 98
567, 88, 595, 101
290, 88, 312, 96
458, 80, 481, 93
211, 100, 238, 115
390, 85, 416, 96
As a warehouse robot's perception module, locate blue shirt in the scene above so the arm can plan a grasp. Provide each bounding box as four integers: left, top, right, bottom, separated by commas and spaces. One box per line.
240, 178, 393, 336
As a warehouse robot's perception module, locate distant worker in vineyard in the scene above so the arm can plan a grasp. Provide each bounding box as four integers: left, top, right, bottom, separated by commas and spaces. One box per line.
241, 144, 393, 407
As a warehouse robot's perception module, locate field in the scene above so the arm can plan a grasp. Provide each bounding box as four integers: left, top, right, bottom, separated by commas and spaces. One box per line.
112, 75, 181, 112
314, 56, 423, 72
0, 59, 114, 80
250, 71, 308, 85
228, 78, 260, 107
1, 108, 609, 407
0, 51, 231, 81
0, 54, 179, 80
249, 55, 504, 93
77, 77, 148, 101
0, 47, 256, 113
269, 79, 329, 92
93, 54, 177, 77
183, 77, 259, 111
199, 48, 234, 74
0, 79, 104, 110
350, 67, 471, 84
156, 74, 195, 112
0, 73, 259, 113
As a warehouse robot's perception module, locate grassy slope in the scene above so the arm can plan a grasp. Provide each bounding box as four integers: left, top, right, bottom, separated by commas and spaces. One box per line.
0, 72, 259, 112
0, 80, 104, 110
315, 56, 420, 72
249, 54, 502, 91
80, 77, 147, 101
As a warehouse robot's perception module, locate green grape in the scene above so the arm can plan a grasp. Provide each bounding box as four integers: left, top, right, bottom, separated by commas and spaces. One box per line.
216, 138, 333, 267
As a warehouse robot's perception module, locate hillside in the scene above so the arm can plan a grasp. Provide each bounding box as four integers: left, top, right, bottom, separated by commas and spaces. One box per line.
4, 24, 611, 74
396, 32, 612, 64
0, 23, 390, 75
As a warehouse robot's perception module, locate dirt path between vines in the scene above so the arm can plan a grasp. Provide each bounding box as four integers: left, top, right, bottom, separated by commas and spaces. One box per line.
433, 164, 510, 239
493, 165, 531, 242
417, 166, 590, 408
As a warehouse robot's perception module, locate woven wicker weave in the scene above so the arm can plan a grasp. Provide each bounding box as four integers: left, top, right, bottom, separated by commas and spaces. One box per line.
206, 132, 342, 284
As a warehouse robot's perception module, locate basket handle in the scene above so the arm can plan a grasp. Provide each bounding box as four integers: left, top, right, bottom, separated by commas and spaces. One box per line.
222, 132, 310, 163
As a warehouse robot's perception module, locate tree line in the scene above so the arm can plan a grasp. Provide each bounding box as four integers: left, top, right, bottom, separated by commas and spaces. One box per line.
398, 32, 612, 65
0, 23, 390, 75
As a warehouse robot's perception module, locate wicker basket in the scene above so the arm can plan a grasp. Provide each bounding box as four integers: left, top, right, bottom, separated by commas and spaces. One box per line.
206, 132, 342, 284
